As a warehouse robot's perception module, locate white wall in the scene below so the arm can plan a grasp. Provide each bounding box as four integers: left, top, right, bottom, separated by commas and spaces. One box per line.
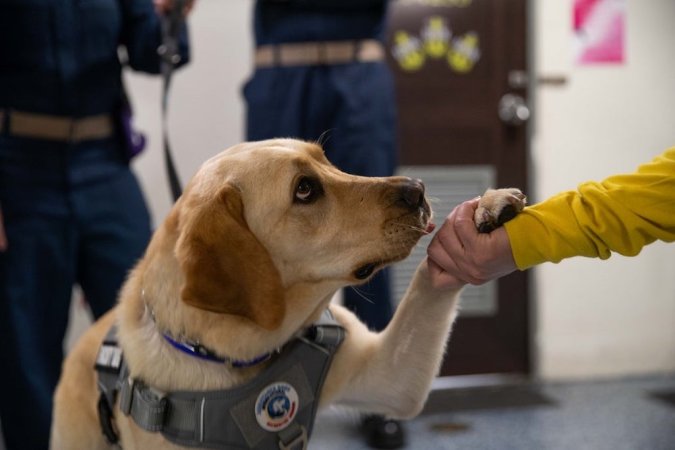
123, 0, 675, 381
128, 0, 253, 226
531, 0, 675, 379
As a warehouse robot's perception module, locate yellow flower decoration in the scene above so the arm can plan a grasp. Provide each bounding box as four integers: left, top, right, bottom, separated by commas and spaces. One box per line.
422, 16, 451, 59
392, 30, 426, 72
447, 32, 481, 73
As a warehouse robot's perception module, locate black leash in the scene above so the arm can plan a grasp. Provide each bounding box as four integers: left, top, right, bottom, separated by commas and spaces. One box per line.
159, 0, 187, 202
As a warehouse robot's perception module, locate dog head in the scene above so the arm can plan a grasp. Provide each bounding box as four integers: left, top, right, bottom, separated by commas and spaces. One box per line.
167, 139, 432, 331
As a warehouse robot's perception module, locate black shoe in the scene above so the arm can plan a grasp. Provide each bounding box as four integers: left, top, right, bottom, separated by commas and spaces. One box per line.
361, 415, 406, 449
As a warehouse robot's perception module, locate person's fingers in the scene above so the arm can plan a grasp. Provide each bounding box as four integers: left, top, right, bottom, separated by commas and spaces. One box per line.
452, 199, 481, 251
426, 198, 493, 287
431, 202, 470, 259
428, 232, 479, 286
427, 232, 458, 272
427, 203, 470, 276
427, 257, 465, 291
426, 257, 443, 279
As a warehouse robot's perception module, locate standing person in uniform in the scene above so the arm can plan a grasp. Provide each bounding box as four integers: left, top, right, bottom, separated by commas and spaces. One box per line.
243, 1, 405, 448
0, 1, 192, 448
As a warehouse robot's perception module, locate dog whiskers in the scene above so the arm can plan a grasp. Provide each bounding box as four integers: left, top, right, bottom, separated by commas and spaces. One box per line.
314, 129, 335, 148
390, 221, 427, 233
348, 286, 376, 305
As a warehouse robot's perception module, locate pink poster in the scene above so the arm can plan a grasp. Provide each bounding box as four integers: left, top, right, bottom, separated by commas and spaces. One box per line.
573, 0, 626, 64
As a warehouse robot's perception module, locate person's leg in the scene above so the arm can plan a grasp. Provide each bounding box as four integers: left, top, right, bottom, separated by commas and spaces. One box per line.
0, 139, 78, 449
75, 169, 151, 319
244, 67, 312, 141
324, 62, 398, 331
0, 214, 76, 450
323, 63, 406, 449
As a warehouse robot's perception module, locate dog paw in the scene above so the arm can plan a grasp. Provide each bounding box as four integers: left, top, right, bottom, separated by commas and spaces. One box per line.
474, 188, 527, 233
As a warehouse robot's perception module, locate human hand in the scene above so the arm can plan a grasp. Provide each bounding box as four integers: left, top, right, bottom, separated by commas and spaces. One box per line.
0, 206, 7, 252
426, 198, 517, 290
154, 0, 196, 16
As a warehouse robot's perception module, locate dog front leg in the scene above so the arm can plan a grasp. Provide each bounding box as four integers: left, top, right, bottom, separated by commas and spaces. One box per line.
334, 259, 461, 418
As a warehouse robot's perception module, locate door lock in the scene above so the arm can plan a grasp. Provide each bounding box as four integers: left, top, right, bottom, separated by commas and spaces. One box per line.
498, 94, 530, 126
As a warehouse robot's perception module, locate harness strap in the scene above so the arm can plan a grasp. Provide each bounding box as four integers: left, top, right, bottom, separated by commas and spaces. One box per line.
277, 423, 308, 450
119, 377, 167, 432
97, 389, 119, 445
309, 309, 344, 348
95, 326, 125, 445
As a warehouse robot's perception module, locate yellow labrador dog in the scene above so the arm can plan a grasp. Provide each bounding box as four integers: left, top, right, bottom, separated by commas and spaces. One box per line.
51, 139, 525, 449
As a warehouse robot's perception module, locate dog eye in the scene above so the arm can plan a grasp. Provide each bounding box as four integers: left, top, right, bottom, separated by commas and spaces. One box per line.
294, 177, 321, 204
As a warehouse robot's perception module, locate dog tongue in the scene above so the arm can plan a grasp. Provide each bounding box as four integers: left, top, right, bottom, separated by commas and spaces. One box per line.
425, 222, 436, 233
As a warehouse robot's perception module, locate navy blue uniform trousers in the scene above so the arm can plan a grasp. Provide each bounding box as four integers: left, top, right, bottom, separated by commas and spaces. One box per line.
244, 61, 398, 331
0, 136, 151, 449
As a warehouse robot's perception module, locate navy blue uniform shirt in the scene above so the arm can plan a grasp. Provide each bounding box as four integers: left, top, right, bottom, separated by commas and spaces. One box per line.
0, 0, 189, 117
253, 0, 388, 45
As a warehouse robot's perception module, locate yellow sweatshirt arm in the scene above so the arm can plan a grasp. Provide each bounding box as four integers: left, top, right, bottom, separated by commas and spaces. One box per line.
505, 147, 675, 270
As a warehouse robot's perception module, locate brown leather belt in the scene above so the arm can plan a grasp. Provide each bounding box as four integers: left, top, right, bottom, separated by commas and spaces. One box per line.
254, 39, 385, 68
1, 110, 114, 142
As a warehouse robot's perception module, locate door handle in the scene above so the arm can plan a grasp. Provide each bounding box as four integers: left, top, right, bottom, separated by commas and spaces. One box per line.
498, 93, 530, 126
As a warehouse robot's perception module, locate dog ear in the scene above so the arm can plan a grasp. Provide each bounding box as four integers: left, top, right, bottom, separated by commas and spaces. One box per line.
175, 185, 285, 330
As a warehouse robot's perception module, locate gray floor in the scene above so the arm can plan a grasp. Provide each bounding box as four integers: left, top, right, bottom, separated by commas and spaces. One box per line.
310, 375, 675, 450
1, 375, 674, 449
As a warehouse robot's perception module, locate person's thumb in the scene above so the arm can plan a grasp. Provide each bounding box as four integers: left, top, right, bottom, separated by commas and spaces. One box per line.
453, 199, 480, 246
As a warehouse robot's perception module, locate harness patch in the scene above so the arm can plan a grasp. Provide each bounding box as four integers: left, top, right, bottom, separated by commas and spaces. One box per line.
254, 382, 299, 432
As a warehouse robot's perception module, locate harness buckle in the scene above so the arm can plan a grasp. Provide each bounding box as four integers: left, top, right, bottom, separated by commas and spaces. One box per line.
119, 377, 168, 432
95, 343, 123, 374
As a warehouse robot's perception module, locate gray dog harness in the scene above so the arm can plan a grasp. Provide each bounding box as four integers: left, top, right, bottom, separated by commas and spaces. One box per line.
95, 310, 344, 449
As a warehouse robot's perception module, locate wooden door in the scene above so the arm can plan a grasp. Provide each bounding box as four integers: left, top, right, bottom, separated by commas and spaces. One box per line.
387, 0, 530, 375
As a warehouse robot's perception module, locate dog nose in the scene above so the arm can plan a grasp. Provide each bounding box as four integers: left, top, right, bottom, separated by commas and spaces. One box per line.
399, 178, 425, 209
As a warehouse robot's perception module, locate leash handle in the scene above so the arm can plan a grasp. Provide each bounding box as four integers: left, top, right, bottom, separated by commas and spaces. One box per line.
159, 0, 186, 71
159, 0, 187, 202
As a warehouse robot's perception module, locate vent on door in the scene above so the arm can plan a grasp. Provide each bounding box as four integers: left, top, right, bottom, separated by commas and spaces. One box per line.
393, 166, 497, 317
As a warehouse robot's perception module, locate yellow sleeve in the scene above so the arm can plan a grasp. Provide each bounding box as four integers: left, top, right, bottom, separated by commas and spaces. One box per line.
505, 147, 675, 270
